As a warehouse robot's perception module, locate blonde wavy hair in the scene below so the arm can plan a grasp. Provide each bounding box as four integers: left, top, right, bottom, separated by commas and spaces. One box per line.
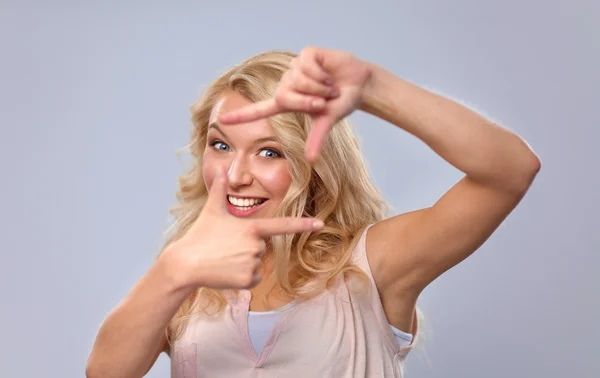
161, 50, 390, 345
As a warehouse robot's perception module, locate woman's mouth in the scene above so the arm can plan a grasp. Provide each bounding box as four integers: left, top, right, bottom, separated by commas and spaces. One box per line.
226, 195, 268, 217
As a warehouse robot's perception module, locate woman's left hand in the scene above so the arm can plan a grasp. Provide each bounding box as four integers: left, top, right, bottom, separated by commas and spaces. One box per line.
218, 47, 372, 162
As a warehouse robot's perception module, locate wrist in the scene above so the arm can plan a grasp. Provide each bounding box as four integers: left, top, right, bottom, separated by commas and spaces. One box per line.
358, 62, 407, 127
358, 61, 382, 113
156, 245, 198, 296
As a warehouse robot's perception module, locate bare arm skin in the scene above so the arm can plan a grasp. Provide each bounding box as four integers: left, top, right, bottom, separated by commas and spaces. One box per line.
86, 252, 190, 378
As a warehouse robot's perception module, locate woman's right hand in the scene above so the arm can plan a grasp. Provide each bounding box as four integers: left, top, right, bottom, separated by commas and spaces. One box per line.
166, 167, 324, 291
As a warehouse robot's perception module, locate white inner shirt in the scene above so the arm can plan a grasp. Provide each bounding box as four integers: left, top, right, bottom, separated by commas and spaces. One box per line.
247, 302, 413, 355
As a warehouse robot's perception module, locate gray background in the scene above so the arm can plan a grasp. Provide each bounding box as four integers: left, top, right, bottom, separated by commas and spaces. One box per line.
1, 1, 598, 377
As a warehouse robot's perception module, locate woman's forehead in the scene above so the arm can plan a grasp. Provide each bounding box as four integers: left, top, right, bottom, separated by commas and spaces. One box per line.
209, 91, 255, 124
208, 92, 276, 141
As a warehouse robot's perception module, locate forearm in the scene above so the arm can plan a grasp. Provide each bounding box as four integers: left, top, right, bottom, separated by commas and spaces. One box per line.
86, 252, 192, 378
360, 62, 541, 192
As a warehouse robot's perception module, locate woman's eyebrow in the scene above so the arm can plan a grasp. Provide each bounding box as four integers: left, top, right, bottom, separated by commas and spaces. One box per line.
253, 136, 278, 144
208, 123, 228, 139
209, 123, 279, 145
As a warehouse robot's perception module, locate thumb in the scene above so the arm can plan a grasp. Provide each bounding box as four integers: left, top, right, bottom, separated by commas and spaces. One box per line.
204, 166, 229, 214
306, 114, 335, 163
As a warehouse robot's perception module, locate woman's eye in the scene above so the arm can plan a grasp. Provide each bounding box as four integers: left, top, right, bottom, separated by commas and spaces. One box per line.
211, 141, 230, 151
258, 148, 281, 158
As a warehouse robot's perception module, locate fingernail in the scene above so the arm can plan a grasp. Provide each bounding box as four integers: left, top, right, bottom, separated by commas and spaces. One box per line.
324, 78, 333, 86
312, 220, 324, 229
311, 98, 325, 108
305, 147, 318, 162
330, 88, 339, 98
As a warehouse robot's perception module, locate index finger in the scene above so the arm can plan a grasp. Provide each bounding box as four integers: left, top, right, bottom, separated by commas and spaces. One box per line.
253, 217, 324, 238
218, 98, 281, 124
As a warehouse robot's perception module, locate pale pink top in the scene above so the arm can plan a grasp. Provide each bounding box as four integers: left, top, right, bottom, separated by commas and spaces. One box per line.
170, 225, 418, 377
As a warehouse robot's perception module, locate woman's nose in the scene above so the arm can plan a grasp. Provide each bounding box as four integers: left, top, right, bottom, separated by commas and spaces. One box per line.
227, 158, 253, 188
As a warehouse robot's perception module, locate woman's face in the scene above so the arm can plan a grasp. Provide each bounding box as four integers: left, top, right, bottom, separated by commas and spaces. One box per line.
203, 91, 292, 219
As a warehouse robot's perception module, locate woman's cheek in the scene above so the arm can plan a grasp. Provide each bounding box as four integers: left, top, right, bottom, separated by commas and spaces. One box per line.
202, 154, 218, 190
260, 161, 292, 194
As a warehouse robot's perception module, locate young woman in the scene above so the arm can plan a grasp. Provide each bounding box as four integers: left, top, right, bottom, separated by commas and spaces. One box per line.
86, 47, 541, 378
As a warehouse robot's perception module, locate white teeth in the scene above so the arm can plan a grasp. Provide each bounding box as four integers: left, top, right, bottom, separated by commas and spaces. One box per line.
227, 196, 266, 208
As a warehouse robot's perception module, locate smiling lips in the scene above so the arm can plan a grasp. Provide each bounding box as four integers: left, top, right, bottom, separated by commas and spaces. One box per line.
226, 195, 268, 217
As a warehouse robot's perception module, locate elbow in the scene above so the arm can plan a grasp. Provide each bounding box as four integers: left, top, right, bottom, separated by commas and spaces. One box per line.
531, 153, 542, 175
512, 150, 541, 193
524, 149, 542, 181
526, 135, 542, 171
512, 135, 542, 190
